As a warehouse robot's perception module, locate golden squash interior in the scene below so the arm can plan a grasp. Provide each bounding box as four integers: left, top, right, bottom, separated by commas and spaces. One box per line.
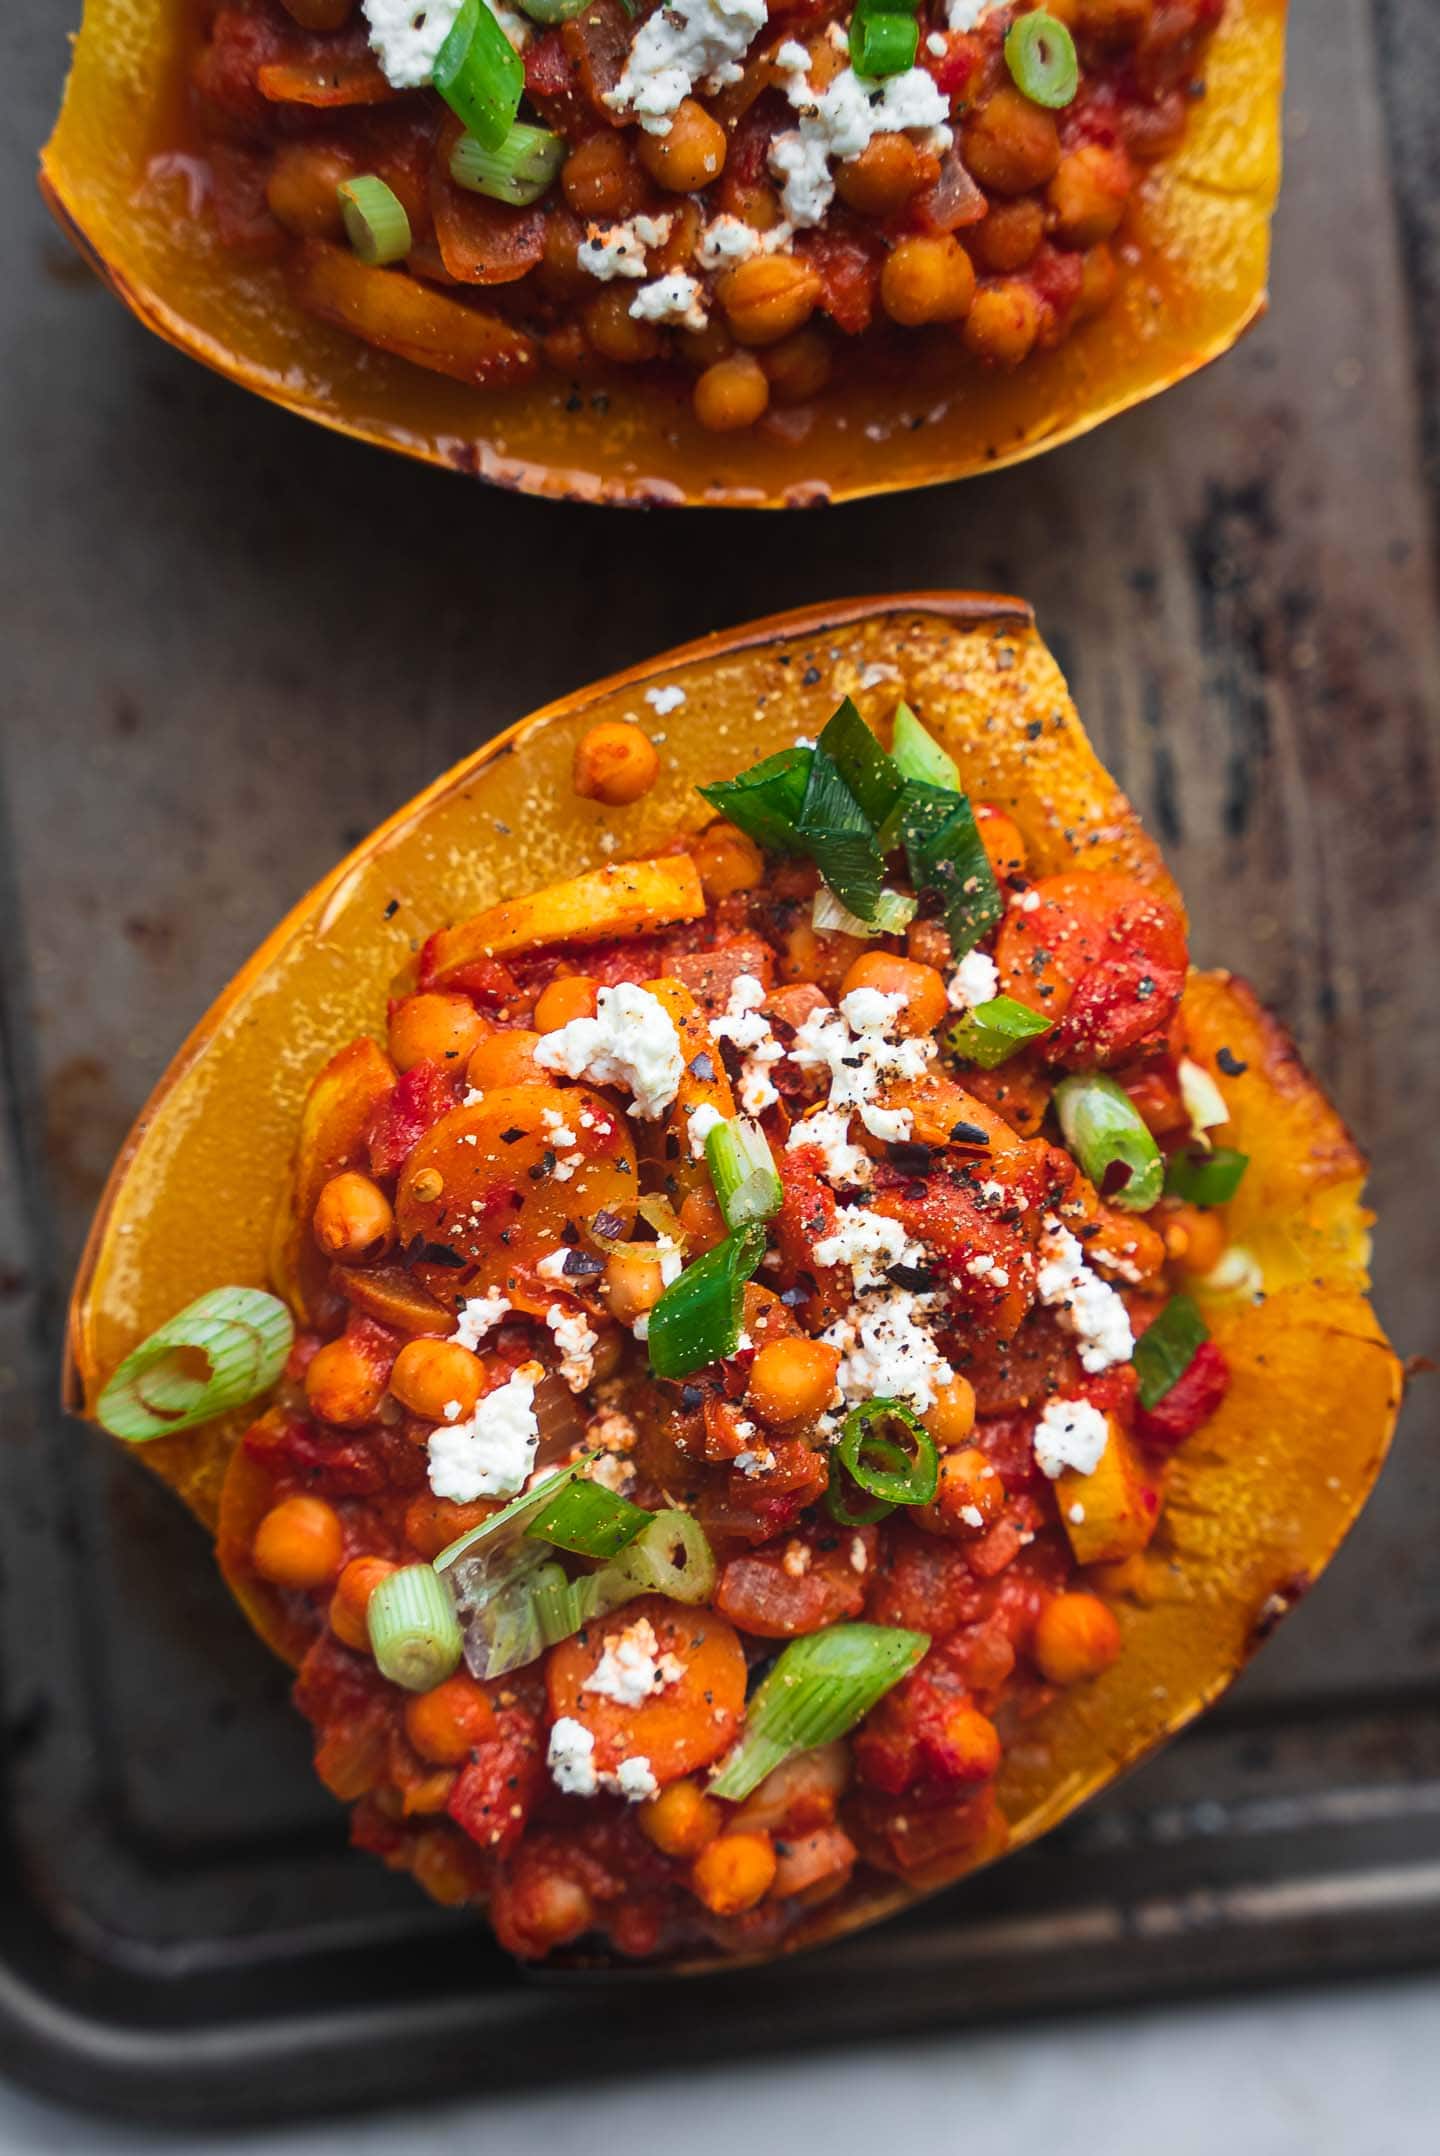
66, 595, 1399, 1960
40, 2, 1288, 507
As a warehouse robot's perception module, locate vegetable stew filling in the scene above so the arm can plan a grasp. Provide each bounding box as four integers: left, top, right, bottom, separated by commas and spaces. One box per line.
218, 695, 1245, 1961
183, 0, 1226, 435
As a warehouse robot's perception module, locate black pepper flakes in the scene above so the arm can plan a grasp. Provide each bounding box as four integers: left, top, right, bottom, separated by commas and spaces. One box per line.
1217, 1047, 1248, 1076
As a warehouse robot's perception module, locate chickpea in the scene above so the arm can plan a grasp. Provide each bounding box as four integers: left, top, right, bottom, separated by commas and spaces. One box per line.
584, 288, 662, 365
691, 1831, 777, 1915
720, 178, 784, 232
403, 1492, 498, 1561
1074, 241, 1119, 321
922, 1376, 979, 1448
919, 1447, 1006, 1540
603, 1245, 668, 1325
638, 98, 727, 192
962, 87, 1062, 196
538, 205, 589, 299
561, 132, 648, 221
676, 316, 735, 371
717, 255, 822, 347
543, 322, 593, 377
388, 991, 487, 1074
265, 142, 353, 241
762, 327, 832, 405
840, 951, 949, 1036
940, 1703, 1003, 1780
404, 1673, 497, 1765
313, 1171, 395, 1264
515, 1870, 596, 1948
305, 1335, 388, 1428
835, 133, 936, 217
652, 200, 703, 275
969, 196, 1046, 274
880, 235, 976, 327
746, 1337, 840, 1427
691, 820, 765, 899
467, 1029, 542, 1090
389, 1338, 485, 1425
1163, 1202, 1227, 1278
534, 974, 601, 1032
963, 279, 1045, 366
906, 916, 952, 971
638, 1777, 723, 1858
693, 352, 770, 432
678, 1184, 727, 1252
330, 1554, 398, 1650
1033, 1592, 1123, 1686
1047, 143, 1133, 248
409, 1827, 488, 1908
253, 1495, 344, 1591
571, 721, 660, 808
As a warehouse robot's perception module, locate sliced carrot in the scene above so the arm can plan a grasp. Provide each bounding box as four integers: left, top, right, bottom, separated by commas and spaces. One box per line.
546, 1595, 747, 1783
425, 856, 706, 977
289, 243, 539, 391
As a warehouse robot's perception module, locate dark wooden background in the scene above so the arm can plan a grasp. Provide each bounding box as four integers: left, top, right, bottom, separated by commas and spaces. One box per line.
0, 0, 1437, 2119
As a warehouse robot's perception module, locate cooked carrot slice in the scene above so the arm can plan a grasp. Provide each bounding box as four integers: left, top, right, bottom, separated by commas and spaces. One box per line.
424, 857, 706, 978
289, 242, 539, 390
546, 1596, 747, 1783
257, 55, 398, 107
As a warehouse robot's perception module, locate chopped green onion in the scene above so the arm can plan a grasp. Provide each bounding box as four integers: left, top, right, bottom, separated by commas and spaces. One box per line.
432, 1459, 579, 1575
812, 884, 918, 938
699, 747, 814, 854
837, 1398, 939, 1506
613, 1510, 717, 1603
815, 698, 905, 831
851, 5, 919, 79
367, 1564, 463, 1691
709, 1622, 930, 1800
890, 702, 961, 792
882, 780, 1003, 957
476, 1556, 636, 1679
96, 1287, 294, 1443
648, 1223, 768, 1379
796, 748, 887, 922
946, 994, 1053, 1069
515, 0, 590, 19
1177, 1055, 1230, 1145
337, 175, 412, 266
432, 0, 524, 153
1004, 8, 1078, 108
450, 121, 564, 207
1164, 1146, 1250, 1208
1132, 1294, 1209, 1410
526, 1478, 652, 1560
1053, 1072, 1164, 1212
706, 1117, 783, 1230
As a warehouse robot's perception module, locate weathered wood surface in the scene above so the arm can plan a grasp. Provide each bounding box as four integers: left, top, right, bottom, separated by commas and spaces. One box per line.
0, 0, 1436, 2039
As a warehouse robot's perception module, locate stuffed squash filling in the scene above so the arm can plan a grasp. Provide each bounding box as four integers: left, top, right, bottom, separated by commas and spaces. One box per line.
179, 0, 1226, 436
104, 691, 1265, 1964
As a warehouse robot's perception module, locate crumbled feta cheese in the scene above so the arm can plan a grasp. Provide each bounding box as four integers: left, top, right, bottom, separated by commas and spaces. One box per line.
1033, 1397, 1111, 1480
687, 1099, 725, 1158
948, 949, 1000, 1012
578, 213, 674, 281
814, 1205, 919, 1291
547, 1716, 598, 1796
536, 1248, 572, 1282
1068, 1501, 1087, 1524
1036, 1219, 1135, 1373
959, 1503, 985, 1529
791, 988, 934, 1143
585, 1451, 635, 1495
546, 1303, 597, 1392
946, 0, 999, 27
426, 1363, 540, 1501
710, 974, 786, 1114
850, 1534, 869, 1573
450, 1290, 512, 1353
770, 60, 953, 228
644, 684, 687, 715
606, 0, 768, 134
824, 1287, 953, 1414
630, 272, 709, 332
362, 0, 461, 87
1016, 887, 1041, 913
613, 1754, 659, 1801
926, 30, 949, 56
693, 213, 795, 271
782, 1540, 813, 1578
535, 980, 684, 1120
734, 1445, 777, 1476
787, 1105, 872, 1187
582, 1616, 684, 1706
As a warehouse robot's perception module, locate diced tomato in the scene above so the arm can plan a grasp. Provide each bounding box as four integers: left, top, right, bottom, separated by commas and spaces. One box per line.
367, 1058, 463, 1180
918, 30, 984, 100
772, 1147, 842, 1303
798, 220, 883, 335
1134, 1339, 1230, 1452
243, 1409, 424, 1500
864, 1522, 985, 1638
995, 871, 1188, 1068
715, 1524, 877, 1638
669, 935, 774, 1015
696, 1438, 831, 1545
445, 1705, 543, 1861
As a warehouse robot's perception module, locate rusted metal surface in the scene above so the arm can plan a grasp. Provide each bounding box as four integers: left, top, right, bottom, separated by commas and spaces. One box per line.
0, 0, 1437, 2122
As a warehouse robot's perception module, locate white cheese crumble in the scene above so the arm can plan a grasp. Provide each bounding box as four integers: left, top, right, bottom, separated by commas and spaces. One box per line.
450, 1290, 511, 1353
814, 1205, 920, 1292
1033, 1397, 1111, 1480
694, 213, 793, 270
427, 1363, 540, 1502
547, 1716, 598, 1796
946, 0, 1000, 27
606, 0, 768, 134
926, 30, 949, 56
790, 987, 935, 1144
577, 212, 674, 282
613, 1754, 659, 1801
630, 272, 709, 332
644, 684, 687, 715
363, 0, 524, 85
582, 1616, 684, 1706
535, 1249, 572, 1283
534, 980, 684, 1120
823, 1286, 954, 1415
545, 1303, 597, 1392
710, 973, 786, 1115
1036, 1218, 1136, 1373
948, 948, 1000, 1012
769, 55, 954, 229
687, 1099, 725, 1158
787, 1104, 872, 1187
735, 1445, 777, 1476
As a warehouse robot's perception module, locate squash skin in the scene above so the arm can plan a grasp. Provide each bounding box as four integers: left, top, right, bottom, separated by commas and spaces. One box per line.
40, 1, 1288, 508
64, 595, 1399, 1962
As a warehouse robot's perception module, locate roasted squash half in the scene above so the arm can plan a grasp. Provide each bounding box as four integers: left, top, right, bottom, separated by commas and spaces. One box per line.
40, 2, 1287, 508
65, 595, 1398, 1965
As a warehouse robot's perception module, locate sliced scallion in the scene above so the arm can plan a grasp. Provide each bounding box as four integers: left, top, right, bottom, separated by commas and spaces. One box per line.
367, 1564, 463, 1691
815, 698, 905, 831
946, 993, 1053, 1069
880, 779, 1002, 958
432, 0, 524, 153
432, 1459, 579, 1575
699, 747, 814, 854
706, 1117, 783, 1230
525, 1477, 652, 1560
1132, 1294, 1209, 1410
647, 1223, 768, 1379
812, 884, 918, 938
708, 1623, 930, 1800
337, 175, 412, 266
1053, 1072, 1164, 1212
450, 122, 564, 207
1004, 8, 1078, 108
613, 1510, 717, 1603
1164, 1146, 1250, 1208
850, 4, 919, 80
837, 1398, 939, 1506
890, 702, 961, 792
96, 1287, 294, 1443
796, 747, 887, 922
515, 0, 589, 19
476, 1556, 636, 1679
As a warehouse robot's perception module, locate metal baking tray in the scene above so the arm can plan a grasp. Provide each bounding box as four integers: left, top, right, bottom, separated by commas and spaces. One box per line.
1, 0, 1437, 2123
